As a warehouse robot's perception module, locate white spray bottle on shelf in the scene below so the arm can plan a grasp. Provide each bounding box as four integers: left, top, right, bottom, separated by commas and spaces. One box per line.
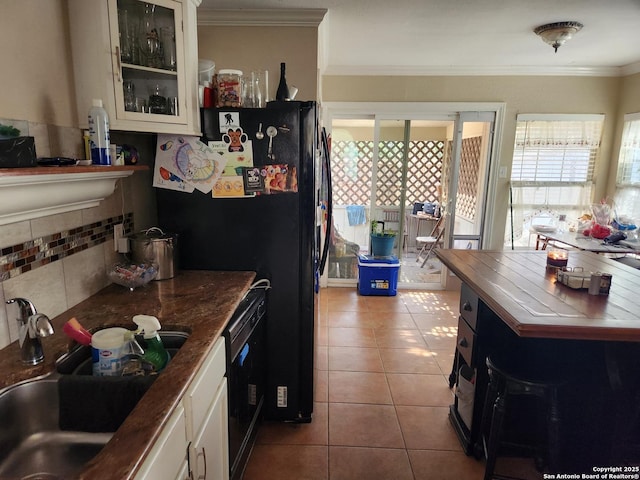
133, 314, 169, 372
88, 99, 111, 165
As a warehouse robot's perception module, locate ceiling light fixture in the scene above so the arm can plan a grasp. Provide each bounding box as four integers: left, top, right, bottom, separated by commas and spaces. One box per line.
534, 21, 583, 53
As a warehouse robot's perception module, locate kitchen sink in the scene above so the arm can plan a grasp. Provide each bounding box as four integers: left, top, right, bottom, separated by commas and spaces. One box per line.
0, 374, 112, 480
0, 331, 190, 479
56, 330, 190, 375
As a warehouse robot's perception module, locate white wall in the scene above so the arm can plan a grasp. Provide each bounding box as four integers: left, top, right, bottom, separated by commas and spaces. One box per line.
1, 0, 77, 126
197, 25, 319, 102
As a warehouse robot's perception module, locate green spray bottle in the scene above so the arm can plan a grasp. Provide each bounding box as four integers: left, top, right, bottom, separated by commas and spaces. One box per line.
133, 314, 169, 372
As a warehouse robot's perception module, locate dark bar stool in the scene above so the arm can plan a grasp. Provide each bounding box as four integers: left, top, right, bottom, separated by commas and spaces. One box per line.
480, 356, 563, 480
605, 343, 640, 465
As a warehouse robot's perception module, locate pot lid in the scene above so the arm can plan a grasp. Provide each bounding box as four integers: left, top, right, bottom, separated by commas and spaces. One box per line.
130, 227, 175, 240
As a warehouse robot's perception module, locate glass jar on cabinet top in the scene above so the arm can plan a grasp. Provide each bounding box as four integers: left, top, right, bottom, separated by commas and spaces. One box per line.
67, 0, 200, 135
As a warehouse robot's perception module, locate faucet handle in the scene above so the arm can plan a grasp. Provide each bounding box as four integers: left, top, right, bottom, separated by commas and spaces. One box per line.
6, 298, 37, 319
27, 313, 54, 339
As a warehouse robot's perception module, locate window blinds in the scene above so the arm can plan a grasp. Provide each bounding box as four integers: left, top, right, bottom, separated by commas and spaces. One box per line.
506, 114, 604, 247
614, 113, 640, 221
511, 115, 604, 185
616, 113, 640, 186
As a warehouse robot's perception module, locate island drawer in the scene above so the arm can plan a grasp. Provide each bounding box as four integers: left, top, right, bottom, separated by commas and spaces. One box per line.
459, 283, 479, 331
456, 316, 476, 367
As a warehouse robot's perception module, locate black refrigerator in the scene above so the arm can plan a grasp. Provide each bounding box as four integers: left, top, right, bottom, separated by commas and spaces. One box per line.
156, 101, 331, 422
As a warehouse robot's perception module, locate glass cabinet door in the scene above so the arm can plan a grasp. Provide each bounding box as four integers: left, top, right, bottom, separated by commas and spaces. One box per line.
110, 0, 187, 125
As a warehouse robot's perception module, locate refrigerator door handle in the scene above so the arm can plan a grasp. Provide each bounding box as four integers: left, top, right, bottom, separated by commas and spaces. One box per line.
319, 127, 332, 276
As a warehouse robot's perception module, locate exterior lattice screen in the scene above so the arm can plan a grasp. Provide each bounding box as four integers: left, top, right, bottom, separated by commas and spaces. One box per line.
456, 136, 481, 221
331, 140, 445, 207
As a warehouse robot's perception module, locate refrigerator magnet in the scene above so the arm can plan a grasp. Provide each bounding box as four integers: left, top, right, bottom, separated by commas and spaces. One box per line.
219, 112, 240, 132
241, 167, 265, 194
222, 127, 248, 153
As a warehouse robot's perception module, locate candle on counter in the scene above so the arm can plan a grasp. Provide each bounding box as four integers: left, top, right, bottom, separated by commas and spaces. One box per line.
546, 248, 569, 268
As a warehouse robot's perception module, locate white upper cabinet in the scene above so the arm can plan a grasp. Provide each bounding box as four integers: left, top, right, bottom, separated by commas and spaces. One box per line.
67, 0, 201, 135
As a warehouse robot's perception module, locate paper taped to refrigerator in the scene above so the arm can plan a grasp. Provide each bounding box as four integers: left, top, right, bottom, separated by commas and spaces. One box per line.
154, 135, 227, 194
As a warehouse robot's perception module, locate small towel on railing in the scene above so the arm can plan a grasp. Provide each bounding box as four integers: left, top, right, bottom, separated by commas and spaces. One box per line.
346, 205, 367, 226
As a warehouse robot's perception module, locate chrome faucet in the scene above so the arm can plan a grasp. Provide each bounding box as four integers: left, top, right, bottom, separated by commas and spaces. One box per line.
6, 298, 54, 365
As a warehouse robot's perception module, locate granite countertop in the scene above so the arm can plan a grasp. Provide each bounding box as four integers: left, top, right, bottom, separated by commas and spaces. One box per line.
0, 269, 256, 479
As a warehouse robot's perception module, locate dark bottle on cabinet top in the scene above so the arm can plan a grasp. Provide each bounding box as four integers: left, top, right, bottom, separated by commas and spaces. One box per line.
275, 62, 290, 101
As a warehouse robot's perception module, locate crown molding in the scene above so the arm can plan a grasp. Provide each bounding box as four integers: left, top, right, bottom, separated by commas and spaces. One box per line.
621, 61, 640, 76
197, 8, 327, 27
322, 64, 626, 77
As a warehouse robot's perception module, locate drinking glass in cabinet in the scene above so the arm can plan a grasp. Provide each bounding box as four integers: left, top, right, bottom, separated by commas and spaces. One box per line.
123, 80, 136, 112
161, 26, 176, 71
118, 8, 134, 63
167, 97, 178, 116
139, 3, 162, 69
135, 97, 148, 113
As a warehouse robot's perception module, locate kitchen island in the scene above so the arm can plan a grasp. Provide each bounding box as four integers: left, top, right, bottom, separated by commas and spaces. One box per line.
0, 270, 256, 479
436, 249, 640, 472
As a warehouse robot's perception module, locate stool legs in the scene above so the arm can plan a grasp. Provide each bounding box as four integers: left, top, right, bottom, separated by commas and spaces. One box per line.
548, 390, 561, 472
484, 392, 506, 480
481, 357, 563, 479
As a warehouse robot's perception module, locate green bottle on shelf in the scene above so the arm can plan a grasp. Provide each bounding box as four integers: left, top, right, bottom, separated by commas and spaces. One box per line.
133, 314, 169, 372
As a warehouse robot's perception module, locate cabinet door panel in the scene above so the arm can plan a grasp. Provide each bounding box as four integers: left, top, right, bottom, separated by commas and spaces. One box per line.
134, 404, 188, 480
191, 378, 230, 480
68, 0, 199, 135
185, 337, 226, 438
111, 0, 188, 125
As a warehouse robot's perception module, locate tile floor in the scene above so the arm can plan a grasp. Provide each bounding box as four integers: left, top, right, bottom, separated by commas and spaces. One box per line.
242, 287, 493, 480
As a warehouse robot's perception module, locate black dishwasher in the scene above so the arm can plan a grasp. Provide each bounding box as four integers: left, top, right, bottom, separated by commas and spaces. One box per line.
223, 288, 267, 480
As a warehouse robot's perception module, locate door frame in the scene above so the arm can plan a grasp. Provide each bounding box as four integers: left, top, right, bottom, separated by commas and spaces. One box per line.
445, 111, 497, 252
322, 102, 506, 289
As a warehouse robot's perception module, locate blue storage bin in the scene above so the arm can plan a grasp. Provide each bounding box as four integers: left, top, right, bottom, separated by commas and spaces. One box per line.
357, 254, 400, 296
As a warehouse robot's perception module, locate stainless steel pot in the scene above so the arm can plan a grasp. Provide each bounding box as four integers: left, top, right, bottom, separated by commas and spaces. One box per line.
130, 227, 178, 280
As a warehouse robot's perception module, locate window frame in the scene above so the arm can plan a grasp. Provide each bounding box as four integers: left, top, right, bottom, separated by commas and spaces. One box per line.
506, 113, 605, 247
614, 112, 640, 223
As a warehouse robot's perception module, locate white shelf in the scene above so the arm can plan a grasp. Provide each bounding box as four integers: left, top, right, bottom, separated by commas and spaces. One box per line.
0, 168, 137, 225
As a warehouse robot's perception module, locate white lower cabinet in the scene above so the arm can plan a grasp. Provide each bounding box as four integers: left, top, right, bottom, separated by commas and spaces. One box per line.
190, 377, 229, 480
134, 404, 188, 480
134, 337, 229, 480
185, 337, 229, 480
176, 461, 191, 480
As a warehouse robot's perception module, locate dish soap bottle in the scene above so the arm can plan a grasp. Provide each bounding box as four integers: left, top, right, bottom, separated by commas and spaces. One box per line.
133, 314, 169, 372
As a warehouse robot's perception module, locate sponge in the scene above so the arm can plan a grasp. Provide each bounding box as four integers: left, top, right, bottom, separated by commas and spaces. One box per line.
63, 317, 92, 346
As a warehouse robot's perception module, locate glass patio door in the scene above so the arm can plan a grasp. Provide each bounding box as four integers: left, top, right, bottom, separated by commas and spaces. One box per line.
323, 103, 501, 289
327, 116, 456, 287
442, 112, 496, 252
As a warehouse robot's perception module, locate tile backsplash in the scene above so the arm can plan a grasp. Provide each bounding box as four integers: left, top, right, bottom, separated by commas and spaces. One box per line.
0, 213, 133, 282
0, 118, 85, 160
0, 118, 153, 351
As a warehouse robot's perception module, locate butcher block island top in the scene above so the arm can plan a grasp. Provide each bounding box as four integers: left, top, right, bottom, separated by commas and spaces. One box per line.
0, 270, 256, 480
436, 249, 640, 342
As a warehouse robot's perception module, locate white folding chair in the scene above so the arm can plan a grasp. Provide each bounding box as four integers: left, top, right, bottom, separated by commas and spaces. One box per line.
416, 215, 445, 267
